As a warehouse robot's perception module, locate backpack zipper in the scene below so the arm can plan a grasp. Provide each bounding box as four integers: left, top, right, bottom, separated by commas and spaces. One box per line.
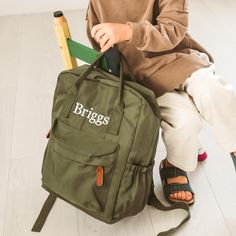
96, 166, 104, 187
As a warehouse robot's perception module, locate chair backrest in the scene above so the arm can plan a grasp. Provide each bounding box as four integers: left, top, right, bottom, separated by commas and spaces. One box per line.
53, 10, 108, 70
67, 38, 108, 69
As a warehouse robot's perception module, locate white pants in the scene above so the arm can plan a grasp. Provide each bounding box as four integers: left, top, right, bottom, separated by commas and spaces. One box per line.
157, 60, 236, 172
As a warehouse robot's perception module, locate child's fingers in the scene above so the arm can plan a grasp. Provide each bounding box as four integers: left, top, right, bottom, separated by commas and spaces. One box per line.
101, 39, 114, 52
94, 29, 106, 44
100, 34, 110, 49
91, 24, 104, 37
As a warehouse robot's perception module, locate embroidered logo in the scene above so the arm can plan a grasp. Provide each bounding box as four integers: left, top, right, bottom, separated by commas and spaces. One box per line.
72, 102, 110, 126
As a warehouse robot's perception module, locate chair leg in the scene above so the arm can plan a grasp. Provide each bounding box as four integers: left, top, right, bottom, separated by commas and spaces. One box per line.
54, 11, 77, 69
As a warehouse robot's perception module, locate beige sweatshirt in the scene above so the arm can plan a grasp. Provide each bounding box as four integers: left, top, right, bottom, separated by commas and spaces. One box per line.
86, 0, 213, 97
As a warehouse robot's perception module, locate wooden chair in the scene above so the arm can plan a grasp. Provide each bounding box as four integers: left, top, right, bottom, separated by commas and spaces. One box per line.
53, 10, 108, 70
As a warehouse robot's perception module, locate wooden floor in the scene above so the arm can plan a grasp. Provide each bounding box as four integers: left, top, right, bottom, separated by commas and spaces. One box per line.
1, 0, 236, 235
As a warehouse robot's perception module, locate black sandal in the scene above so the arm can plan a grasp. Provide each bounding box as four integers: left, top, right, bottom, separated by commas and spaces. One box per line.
230, 153, 236, 171
159, 159, 195, 206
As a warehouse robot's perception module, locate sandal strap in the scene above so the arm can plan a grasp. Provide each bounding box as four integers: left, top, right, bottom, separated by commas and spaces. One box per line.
163, 183, 194, 195
160, 166, 188, 180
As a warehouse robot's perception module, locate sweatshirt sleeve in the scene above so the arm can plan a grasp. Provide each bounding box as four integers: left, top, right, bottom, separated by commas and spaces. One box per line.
124, 0, 189, 52
86, 1, 101, 51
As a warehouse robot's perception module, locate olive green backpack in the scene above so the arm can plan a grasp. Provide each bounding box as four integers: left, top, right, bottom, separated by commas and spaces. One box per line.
32, 52, 190, 235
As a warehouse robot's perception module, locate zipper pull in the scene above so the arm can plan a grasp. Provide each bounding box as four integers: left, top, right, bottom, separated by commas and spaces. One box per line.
96, 166, 104, 187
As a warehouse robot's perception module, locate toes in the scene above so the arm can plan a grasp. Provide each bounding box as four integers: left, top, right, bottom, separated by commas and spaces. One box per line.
186, 192, 192, 200
170, 191, 192, 201
177, 192, 182, 199
181, 191, 186, 200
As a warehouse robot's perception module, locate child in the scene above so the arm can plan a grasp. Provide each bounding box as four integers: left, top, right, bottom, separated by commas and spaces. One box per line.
86, 0, 236, 205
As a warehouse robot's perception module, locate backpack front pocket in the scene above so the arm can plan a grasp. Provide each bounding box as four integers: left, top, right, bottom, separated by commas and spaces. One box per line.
42, 119, 119, 213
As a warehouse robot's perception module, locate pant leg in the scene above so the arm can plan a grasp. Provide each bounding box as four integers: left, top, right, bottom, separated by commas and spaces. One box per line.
157, 90, 204, 172
180, 63, 236, 153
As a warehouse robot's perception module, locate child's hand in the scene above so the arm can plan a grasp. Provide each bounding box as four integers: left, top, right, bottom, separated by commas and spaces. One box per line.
91, 23, 133, 52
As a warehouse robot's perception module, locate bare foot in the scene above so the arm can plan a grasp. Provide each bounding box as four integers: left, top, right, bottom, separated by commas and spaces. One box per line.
164, 159, 193, 202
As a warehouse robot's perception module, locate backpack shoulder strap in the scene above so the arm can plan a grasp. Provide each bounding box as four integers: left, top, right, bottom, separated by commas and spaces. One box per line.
147, 180, 191, 236
32, 182, 190, 235
31, 193, 57, 232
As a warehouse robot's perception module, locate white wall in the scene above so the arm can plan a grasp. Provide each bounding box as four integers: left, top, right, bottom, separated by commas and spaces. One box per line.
0, 0, 89, 16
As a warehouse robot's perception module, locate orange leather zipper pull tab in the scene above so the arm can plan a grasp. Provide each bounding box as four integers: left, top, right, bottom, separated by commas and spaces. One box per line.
96, 166, 104, 187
